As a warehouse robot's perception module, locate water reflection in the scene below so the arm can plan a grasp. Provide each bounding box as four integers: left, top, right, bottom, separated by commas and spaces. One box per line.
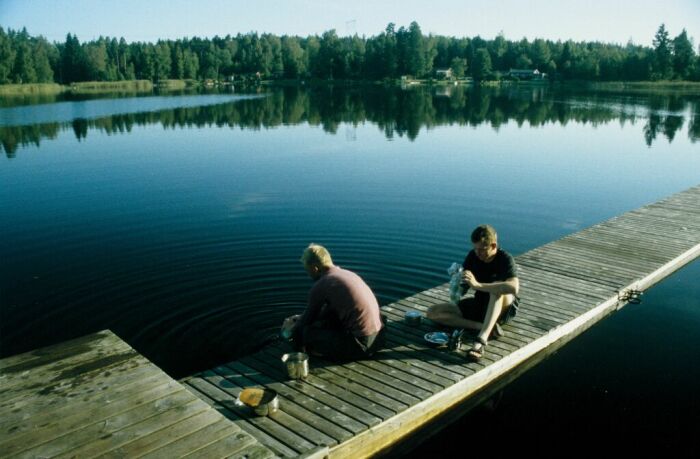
2, 86, 698, 157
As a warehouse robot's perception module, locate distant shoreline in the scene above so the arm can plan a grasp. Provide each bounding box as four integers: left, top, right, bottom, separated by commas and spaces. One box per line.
0, 79, 198, 96
2, 79, 700, 97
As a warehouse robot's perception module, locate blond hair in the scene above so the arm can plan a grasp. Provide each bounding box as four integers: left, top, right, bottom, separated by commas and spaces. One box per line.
471, 224, 498, 245
300, 243, 333, 268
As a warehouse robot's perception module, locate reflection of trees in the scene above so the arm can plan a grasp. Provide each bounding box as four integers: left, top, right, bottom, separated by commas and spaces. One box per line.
644, 114, 662, 146
0, 123, 60, 157
663, 116, 683, 142
72, 119, 88, 140
689, 102, 700, 143
2, 86, 699, 158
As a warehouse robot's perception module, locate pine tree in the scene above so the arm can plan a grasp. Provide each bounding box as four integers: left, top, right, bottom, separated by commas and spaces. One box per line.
672, 29, 695, 80
33, 37, 54, 82
652, 24, 673, 80
61, 33, 87, 83
14, 34, 37, 83
406, 22, 426, 77
472, 48, 492, 81
0, 27, 16, 83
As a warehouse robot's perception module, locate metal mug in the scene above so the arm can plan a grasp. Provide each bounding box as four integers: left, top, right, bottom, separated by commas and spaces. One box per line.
405, 311, 422, 326
281, 352, 309, 380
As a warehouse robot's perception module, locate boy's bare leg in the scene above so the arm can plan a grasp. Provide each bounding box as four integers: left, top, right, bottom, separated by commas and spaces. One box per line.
426, 303, 483, 330
474, 293, 514, 347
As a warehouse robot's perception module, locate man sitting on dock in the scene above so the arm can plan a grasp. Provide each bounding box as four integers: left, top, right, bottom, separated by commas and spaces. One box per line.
281, 243, 386, 361
426, 225, 520, 361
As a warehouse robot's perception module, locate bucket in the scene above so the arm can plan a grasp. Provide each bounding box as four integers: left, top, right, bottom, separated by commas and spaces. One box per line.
281, 352, 309, 380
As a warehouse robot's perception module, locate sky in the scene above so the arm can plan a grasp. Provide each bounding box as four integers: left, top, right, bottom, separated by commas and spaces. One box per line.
1, 0, 699, 48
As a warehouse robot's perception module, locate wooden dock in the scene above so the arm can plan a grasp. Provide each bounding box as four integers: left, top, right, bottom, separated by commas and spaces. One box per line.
2, 185, 699, 458
182, 184, 700, 458
0, 330, 274, 459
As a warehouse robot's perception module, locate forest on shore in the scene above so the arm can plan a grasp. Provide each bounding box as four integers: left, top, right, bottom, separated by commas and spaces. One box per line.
0, 22, 698, 85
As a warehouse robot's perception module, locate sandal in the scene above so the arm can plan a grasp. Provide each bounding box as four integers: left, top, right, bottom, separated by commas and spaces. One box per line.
467, 337, 487, 362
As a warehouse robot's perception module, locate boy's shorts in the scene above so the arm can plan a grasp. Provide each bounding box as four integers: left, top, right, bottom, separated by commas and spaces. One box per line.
457, 296, 519, 324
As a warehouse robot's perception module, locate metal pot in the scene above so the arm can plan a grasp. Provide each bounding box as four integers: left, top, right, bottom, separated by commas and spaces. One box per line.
253, 392, 279, 416
238, 387, 279, 416
281, 352, 309, 380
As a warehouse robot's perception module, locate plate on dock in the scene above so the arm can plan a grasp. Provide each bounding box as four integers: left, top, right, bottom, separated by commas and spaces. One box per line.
424, 331, 450, 347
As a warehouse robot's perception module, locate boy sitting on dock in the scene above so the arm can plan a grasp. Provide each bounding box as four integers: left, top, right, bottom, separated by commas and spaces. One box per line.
281, 244, 386, 361
426, 225, 520, 361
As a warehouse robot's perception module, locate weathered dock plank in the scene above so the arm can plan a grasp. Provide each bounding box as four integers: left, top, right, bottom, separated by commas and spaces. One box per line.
186, 371, 321, 452
221, 361, 357, 442
0, 331, 273, 459
239, 354, 382, 429
1, 357, 158, 429
0, 331, 117, 372
1, 379, 182, 456
254, 348, 398, 420
139, 419, 251, 459
0, 331, 140, 398
183, 379, 300, 457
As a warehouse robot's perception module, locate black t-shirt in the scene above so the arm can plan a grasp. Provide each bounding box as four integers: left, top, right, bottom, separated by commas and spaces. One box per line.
462, 248, 518, 305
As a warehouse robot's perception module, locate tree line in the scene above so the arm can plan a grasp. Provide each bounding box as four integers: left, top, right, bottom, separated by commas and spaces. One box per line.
1, 22, 698, 84
3, 86, 698, 157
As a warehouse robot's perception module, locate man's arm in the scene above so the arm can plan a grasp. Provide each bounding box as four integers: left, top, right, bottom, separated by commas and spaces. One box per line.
462, 273, 519, 296
293, 283, 326, 331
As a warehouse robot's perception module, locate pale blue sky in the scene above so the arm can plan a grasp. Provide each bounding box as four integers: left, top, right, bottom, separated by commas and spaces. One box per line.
1, 0, 699, 47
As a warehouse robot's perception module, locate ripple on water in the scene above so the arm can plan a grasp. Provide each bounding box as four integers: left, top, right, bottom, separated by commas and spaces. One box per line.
2, 200, 469, 376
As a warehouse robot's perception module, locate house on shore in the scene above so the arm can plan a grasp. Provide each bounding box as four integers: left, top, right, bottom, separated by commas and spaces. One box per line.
508, 68, 547, 80
435, 68, 453, 80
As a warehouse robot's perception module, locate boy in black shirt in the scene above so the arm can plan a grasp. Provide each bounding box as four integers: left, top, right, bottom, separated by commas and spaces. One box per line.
426, 225, 520, 361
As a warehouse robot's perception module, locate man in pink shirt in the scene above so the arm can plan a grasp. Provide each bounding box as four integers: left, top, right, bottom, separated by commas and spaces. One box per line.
282, 244, 385, 360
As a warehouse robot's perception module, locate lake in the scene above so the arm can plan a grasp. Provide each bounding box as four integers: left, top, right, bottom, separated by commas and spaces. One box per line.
1, 84, 699, 450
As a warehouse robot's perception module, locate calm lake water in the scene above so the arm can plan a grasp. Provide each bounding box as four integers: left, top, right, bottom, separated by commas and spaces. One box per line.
1, 85, 699, 450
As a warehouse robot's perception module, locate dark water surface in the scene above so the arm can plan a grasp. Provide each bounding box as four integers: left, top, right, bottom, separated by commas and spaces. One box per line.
1, 85, 699, 448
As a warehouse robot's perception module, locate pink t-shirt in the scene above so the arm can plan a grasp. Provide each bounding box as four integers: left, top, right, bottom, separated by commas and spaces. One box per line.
299, 266, 383, 337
